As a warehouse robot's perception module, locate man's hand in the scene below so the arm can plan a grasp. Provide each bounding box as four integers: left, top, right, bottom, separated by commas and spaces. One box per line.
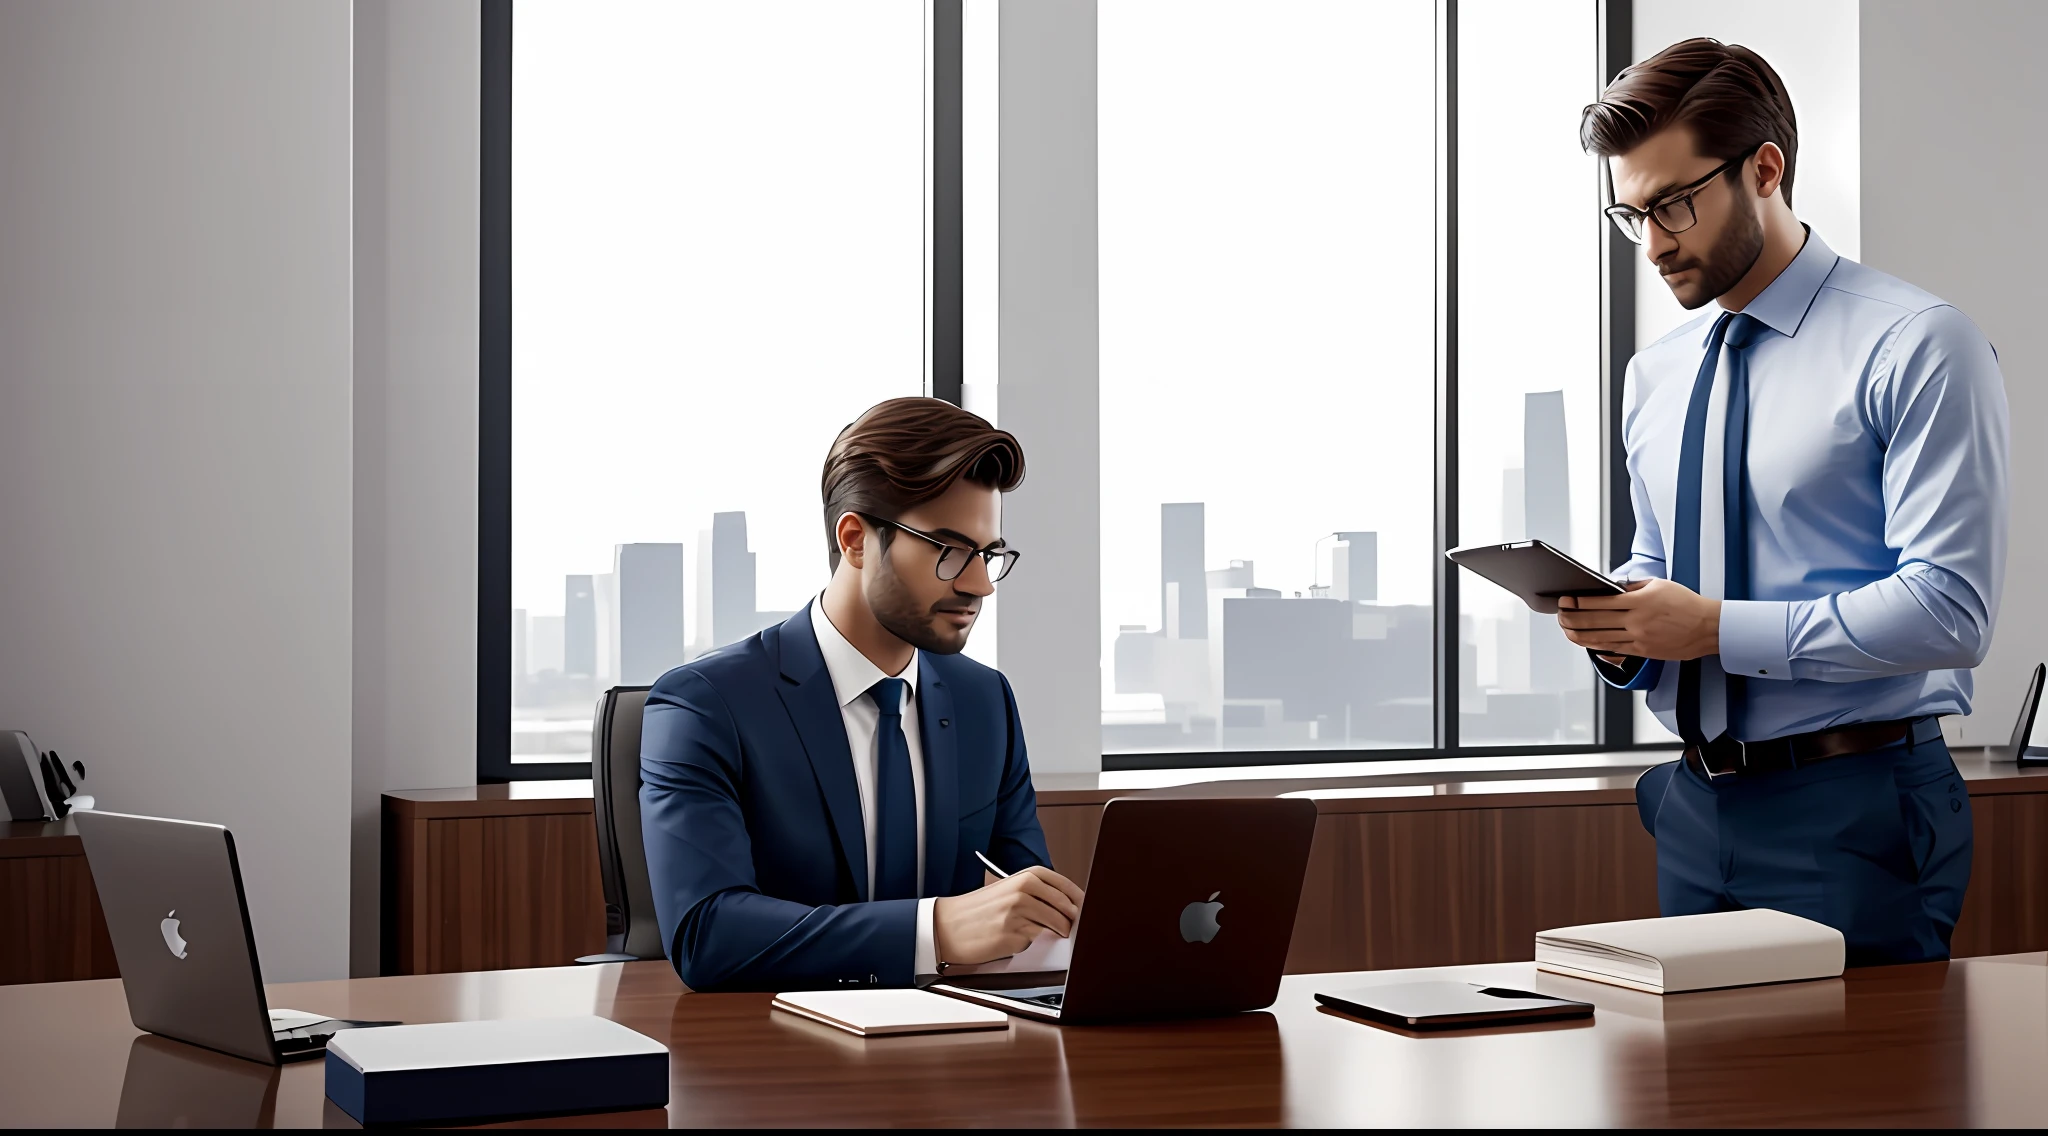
933, 865, 1085, 967
1557, 578, 1721, 662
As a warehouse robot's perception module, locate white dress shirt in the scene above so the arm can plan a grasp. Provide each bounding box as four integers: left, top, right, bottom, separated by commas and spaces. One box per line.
808, 600, 940, 978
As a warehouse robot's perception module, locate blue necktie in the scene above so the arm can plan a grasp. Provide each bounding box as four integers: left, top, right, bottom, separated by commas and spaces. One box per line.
1672, 311, 1764, 746
868, 677, 918, 900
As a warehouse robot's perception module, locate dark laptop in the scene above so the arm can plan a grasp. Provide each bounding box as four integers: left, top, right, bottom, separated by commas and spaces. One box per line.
930, 796, 1317, 1024
74, 809, 392, 1064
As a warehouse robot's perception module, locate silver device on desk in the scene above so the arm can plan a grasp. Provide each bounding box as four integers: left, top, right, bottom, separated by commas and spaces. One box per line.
72, 809, 393, 1064
930, 796, 1317, 1024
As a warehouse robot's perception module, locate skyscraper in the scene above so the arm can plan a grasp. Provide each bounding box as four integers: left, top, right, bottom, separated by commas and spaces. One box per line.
1524, 391, 1570, 553
593, 572, 619, 684
1332, 531, 1377, 602
711, 511, 759, 648
1161, 503, 1207, 639
528, 614, 565, 675
1524, 390, 1576, 694
511, 608, 528, 687
618, 542, 687, 684
564, 574, 596, 677
690, 527, 714, 659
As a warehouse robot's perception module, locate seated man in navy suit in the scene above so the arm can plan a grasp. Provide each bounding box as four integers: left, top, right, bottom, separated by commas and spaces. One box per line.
640, 397, 1085, 991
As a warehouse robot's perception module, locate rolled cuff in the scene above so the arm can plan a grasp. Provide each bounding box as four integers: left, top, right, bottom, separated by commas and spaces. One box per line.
914, 896, 937, 981
1718, 599, 1794, 681
1591, 651, 1663, 691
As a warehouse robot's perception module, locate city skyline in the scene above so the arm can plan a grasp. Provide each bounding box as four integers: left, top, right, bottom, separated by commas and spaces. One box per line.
1104, 388, 1594, 753
513, 386, 1595, 761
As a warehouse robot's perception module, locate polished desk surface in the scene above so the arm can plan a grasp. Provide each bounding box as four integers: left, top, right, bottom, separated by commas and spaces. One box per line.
5, 954, 2047, 1128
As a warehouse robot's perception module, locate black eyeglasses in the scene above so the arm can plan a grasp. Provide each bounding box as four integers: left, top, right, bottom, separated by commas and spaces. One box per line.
1602, 145, 1761, 245
859, 513, 1020, 583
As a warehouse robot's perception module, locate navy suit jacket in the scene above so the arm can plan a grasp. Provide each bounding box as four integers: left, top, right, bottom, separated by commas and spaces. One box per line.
638, 605, 1052, 991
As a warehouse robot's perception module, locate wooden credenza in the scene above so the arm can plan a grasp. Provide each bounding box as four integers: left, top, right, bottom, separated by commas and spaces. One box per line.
0, 818, 117, 986
381, 750, 2048, 977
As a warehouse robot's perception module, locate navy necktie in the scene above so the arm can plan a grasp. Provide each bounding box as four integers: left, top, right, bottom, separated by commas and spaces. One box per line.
868, 677, 918, 900
1672, 311, 1764, 746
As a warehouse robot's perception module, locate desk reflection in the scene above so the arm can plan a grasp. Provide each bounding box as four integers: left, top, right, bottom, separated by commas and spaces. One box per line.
1612, 966, 1966, 1127
1059, 1011, 1284, 1127
117, 1034, 280, 1128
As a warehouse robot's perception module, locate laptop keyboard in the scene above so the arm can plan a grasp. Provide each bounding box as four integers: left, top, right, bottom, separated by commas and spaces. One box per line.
272, 1022, 339, 1054
1003, 985, 1066, 1008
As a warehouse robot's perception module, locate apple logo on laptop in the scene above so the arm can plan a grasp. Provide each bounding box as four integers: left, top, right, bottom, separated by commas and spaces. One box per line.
1179, 892, 1224, 943
160, 910, 188, 959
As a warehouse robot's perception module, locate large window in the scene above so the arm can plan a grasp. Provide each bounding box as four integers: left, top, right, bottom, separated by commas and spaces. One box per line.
486, 0, 1638, 779
1098, 0, 1438, 755
1455, 0, 1602, 745
505, 0, 928, 767
1098, 0, 1606, 758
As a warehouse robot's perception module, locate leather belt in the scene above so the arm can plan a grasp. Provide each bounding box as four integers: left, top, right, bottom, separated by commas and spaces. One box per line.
1683, 717, 1937, 781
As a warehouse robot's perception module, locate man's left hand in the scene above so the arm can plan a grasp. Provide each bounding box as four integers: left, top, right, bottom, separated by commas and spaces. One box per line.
1557, 578, 1720, 662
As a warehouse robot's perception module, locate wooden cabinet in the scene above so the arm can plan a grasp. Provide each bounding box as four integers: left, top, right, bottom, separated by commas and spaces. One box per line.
382, 752, 2048, 977
382, 788, 606, 975
0, 819, 117, 985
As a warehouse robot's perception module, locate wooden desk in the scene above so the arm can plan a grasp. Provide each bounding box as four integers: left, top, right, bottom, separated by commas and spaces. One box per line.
383, 750, 2048, 976
0, 816, 116, 985
4, 955, 2047, 1126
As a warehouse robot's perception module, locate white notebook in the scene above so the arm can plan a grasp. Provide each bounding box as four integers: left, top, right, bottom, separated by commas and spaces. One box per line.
771, 989, 1011, 1037
325, 1016, 668, 1073
1535, 908, 1845, 994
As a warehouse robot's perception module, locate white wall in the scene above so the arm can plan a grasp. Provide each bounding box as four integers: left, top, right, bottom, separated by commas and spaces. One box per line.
1862, 0, 2046, 745
0, 0, 355, 981
1633, 0, 1861, 346
351, 0, 482, 977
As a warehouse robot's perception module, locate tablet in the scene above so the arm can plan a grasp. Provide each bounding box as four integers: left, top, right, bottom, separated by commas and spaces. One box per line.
2000, 662, 2047, 766
1445, 540, 1624, 615
1315, 982, 1593, 1031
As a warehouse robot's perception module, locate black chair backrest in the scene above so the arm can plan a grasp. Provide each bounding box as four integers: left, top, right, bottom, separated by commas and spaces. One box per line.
590, 685, 664, 960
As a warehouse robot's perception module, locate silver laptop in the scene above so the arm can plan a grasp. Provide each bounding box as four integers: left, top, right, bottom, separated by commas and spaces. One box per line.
73, 809, 392, 1065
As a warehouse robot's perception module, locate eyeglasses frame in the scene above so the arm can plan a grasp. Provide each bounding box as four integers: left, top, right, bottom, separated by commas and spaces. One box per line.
1601, 143, 1764, 245
854, 512, 1020, 583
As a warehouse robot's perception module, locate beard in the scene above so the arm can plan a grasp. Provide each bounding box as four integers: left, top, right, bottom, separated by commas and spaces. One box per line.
1664, 197, 1766, 310
868, 552, 978, 655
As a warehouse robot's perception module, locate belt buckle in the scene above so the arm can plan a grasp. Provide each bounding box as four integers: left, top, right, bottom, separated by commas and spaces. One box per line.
1700, 735, 1746, 779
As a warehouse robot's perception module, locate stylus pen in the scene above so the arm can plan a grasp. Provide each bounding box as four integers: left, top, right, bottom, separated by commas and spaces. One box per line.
973, 850, 1009, 879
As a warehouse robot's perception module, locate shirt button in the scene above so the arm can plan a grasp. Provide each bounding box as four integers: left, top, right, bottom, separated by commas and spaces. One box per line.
1758, 669, 1768, 675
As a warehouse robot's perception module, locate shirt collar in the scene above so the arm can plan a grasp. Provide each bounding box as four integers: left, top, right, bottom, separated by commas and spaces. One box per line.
809, 595, 919, 710
1703, 225, 1839, 345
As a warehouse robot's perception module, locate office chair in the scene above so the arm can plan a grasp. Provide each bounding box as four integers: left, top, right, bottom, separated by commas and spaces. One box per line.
575, 685, 666, 964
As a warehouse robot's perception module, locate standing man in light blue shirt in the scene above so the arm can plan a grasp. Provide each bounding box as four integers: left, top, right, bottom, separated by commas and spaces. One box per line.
1559, 39, 2008, 964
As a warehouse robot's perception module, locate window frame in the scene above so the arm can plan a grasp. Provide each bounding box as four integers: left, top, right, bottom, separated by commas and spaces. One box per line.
477, 0, 1642, 782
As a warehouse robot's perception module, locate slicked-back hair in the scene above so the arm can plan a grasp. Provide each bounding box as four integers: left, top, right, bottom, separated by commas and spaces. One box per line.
1581, 37, 1798, 208
820, 397, 1025, 572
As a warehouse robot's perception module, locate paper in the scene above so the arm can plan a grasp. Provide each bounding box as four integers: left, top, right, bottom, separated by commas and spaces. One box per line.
941, 927, 1074, 977
771, 989, 1010, 1037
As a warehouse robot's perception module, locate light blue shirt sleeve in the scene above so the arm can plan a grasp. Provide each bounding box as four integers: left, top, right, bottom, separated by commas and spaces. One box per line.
1717, 305, 2009, 683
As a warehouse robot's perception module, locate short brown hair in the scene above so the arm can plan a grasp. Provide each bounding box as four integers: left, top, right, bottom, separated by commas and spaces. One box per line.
820, 397, 1025, 571
1580, 38, 1799, 207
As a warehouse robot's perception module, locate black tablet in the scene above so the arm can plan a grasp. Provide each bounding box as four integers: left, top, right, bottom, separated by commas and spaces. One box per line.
1446, 540, 1625, 615
1316, 982, 1593, 1031
2001, 663, 2046, 766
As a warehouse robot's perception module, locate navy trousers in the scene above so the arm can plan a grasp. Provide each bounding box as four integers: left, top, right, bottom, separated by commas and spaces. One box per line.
1633, 720, 1972, 966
